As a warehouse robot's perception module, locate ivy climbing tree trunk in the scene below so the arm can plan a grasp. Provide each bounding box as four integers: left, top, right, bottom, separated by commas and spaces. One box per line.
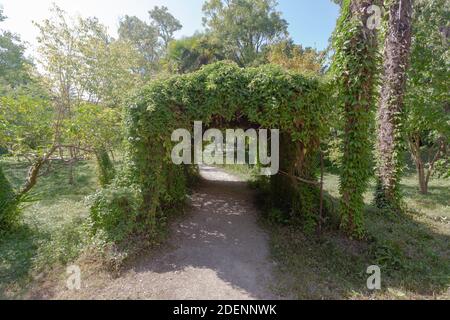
95, 148, 116, 187
332, 0, 379, 238
375, 0, 414, 209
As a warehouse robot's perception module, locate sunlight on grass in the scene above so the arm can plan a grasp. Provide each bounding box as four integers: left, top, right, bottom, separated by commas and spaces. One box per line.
0, 159, 98, 298
220, 167, 450, 300
324, 173, 450, 219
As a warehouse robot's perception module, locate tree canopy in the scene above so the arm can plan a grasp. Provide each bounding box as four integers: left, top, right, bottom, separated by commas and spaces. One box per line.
0, 7, 33, 94
149, 6, 182, 49
0, 0, 448, 243
404, 0, 450, 192
202, 0, 288, 66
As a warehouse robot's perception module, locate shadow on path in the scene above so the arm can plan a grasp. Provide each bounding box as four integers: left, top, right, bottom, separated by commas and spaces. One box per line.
61, 166, 282, 300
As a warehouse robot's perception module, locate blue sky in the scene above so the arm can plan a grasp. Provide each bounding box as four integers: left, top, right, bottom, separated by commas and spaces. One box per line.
0, 0, 340, 53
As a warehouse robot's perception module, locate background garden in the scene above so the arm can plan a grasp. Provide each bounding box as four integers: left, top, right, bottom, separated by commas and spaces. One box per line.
0, 0, 448, 299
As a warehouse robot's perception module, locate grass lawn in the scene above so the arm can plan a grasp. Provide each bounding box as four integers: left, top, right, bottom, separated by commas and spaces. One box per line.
1, 158, 448, 300
267, 173, 449, 299
0, 159, 97, 299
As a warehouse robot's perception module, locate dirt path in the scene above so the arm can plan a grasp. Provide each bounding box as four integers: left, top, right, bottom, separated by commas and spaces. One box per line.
55, 166, 281, 300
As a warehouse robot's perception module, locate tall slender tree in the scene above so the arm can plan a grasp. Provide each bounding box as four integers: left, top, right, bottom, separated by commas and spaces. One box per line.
118, 15, 160, 75
332, 0, 379, 237
202, 0, 288, 66
375, 0, 414, 210
0, 6, 33, 93
149, 6, 182, 50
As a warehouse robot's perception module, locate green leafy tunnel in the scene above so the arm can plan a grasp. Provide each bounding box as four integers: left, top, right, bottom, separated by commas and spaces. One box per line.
91, 61, 331, 242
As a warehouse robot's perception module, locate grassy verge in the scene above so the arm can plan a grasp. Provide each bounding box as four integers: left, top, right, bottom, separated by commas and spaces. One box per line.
0, 157, 189, 299
0, 158, 97, 299
273, 174, 449, 299
2, 159, 448, 299
221, 165, 449, 299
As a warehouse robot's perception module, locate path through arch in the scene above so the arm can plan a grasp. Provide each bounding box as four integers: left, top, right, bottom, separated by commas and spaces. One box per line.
53, 166, 284, 300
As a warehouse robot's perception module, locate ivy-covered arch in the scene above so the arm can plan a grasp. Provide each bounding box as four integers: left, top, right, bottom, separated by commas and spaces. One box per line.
91, 62, 330, 241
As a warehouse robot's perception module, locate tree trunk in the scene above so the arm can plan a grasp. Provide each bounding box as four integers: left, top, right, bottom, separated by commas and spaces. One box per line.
68, 159, 75, 185
376, 0, 414, 209
95, 148, 115, 187
409, 134, 447, 195
409, 135, 427, 194
19, 145, 58, 196
334, 0, 379, 237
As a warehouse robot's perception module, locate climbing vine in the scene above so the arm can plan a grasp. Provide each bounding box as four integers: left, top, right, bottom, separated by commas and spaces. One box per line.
95, 149, 116, 187
331, 0, 380, 238
91, 61, 330, 242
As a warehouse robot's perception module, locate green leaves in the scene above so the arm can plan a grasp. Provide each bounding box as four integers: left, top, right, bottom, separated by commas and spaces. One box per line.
406, 0, 449, 137
114, 61, 329, 240
0, 10, 33, 95
35, 4, 143, 109
202, 0, 288, 66
66, 103, 122, 151
403, 0, 449, 195
331, 0, 380, 238
0, 95, 53, 155
88, 184, 142, 243
149, 5, 182, 49
0, 163, 19, 231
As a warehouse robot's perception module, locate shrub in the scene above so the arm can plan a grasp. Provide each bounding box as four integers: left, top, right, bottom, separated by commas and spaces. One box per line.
87, 62, 328, 245
0, 163, 19, 231
372, 240, 406, 270
88, 185, 142, 243
267, 208, 290, 225
123, 61, 329, 235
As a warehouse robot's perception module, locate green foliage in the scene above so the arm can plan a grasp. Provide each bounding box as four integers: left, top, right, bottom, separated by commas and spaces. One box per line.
267, 132, 323, 233
267, 208, 289, 225
149, 6, 182, 49
264, 40, 324, 76
372, 239, 405, 270
118, 15, 160, 75
0, 95, 53, 155
268, 171, 449, 299
109, 61, 329, 242
88, 185, 142, 243
202, 0, 288, 66
0, 163, 19, 231
331, 0, 380, 238
406, 0, 449, 136
404, 0, 450, 189
164, 33, 224, 74
36, 5, 143, 109
66, 103, 122, 151
0, 7, 48, 97
0, 159, 97, 298
0, 22, 32, 94
95, 150, 116, 187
